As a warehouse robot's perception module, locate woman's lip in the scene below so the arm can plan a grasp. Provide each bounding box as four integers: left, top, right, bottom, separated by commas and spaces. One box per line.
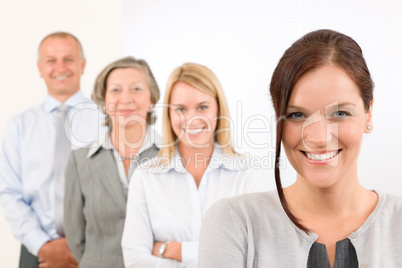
184, 127, 205, 136
303, 149, 340, 154
117, 109, 135, 114
301, 149, 341, 164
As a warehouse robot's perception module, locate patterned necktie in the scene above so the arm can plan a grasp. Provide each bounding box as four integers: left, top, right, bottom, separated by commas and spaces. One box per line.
54, 104, 71, 237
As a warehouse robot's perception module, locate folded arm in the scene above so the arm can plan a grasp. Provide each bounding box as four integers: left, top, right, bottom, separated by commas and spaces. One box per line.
122, 169, 181, 268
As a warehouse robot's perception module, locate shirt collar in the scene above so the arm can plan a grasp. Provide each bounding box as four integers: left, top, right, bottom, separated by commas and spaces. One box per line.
208, 146, 244, 171
86, 127, 161, 158
43, 90, 87, 113
157, 145, 244, 174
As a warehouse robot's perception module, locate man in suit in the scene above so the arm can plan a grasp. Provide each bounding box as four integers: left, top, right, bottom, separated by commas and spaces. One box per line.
0, 32, 102, 268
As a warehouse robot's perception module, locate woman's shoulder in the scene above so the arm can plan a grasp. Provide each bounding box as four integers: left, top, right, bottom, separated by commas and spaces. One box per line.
70, 146, 94, 160
383, 192, 402, 202
134, 156, 174, 175
364, 191, 402, 233
225, 190, 278, 207
380, 192, 402, 215
206, 190, 282, 223
69, 141, 109, 166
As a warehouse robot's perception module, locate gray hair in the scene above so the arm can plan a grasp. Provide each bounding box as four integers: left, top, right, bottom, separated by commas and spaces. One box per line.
92, 56, 160, 127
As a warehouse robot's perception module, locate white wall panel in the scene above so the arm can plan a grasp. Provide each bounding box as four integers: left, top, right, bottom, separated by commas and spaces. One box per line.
0, 0, 124, 265
124, 0, 402, 192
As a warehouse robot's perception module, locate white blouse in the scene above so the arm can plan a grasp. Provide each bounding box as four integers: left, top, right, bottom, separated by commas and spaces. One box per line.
121, 147, 271, 268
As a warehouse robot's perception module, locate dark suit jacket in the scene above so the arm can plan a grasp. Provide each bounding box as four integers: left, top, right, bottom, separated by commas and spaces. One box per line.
64, 145, 159, 268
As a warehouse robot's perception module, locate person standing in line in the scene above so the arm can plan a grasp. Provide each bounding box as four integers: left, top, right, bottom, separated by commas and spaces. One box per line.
121, 62, 270, 268
64, 56, 161, 268
0, 32, 103, 268
198, 29, 402, 267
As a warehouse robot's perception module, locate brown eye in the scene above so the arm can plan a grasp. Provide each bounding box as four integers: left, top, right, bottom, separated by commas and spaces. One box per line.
109, 87, 120, 92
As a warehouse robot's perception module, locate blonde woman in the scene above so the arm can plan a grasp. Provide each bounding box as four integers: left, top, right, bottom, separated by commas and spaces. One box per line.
121, 63, 269, 268
64, 56, 161, 267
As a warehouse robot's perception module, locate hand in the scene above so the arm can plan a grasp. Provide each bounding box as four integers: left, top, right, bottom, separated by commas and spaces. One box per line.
152, 241, 182, 262
38, 258, 54, 268
38, 238, 78, 268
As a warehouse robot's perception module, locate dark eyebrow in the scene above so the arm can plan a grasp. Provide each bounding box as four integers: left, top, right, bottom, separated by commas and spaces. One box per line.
336, 102, 357, 108
286, 106, 309, 113
287, 102, 357, 111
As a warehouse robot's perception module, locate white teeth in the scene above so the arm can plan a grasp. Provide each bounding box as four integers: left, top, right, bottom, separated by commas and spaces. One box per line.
54, 75, 69, 80
185, 128, 203, 134
306, 151, 339, 161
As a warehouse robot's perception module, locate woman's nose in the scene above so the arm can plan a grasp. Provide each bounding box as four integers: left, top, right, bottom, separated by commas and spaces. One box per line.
119, 89, 134, 104
302, 111, 333, 149
186, 112, 211, 129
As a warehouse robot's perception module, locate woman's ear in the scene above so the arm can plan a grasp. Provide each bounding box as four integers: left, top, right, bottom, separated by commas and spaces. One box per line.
148, 102, 154, 112
364, 99, 374, 133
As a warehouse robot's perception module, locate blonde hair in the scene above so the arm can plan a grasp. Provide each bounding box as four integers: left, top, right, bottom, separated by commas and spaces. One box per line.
92, 56, 160, 127
38, 31, 84, 60
158, 62, 236, 163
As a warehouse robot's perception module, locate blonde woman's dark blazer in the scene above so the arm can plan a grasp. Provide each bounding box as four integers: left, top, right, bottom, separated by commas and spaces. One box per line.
64, 144, 159, 268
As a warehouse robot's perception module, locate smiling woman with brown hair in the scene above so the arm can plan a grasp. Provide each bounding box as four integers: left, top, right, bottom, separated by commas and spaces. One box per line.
198, 29, 402, 268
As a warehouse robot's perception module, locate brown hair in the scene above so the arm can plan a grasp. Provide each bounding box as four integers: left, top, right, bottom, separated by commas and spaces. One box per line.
269, 29, 374, 233
92, 56, 160, 127
38, 31, 84, 60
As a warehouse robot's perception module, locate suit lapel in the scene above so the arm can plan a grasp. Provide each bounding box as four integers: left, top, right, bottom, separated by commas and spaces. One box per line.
91, 149, 126, 210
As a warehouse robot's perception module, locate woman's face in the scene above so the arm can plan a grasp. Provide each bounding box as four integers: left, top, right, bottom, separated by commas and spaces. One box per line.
282, 65, 373, 188
105, 68, 152, 128
169, 81, 219, 150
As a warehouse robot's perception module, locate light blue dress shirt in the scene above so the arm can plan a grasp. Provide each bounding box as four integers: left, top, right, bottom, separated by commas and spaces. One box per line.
0, 90, 105, 256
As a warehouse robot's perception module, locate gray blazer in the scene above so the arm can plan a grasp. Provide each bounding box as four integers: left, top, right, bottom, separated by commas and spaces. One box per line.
64, 145, 159, 268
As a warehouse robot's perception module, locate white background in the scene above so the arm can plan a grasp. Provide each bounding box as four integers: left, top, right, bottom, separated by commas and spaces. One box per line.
124, 0, 402, 191
1, 0, 402, 266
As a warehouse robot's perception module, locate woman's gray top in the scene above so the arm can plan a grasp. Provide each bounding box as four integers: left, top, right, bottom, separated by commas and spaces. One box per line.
64, 136, 160, 268
199, 190, 402, 268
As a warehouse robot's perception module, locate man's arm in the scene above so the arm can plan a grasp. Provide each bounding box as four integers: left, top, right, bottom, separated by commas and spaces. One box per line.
0, 118, 78, 268
0, 119, 51, 255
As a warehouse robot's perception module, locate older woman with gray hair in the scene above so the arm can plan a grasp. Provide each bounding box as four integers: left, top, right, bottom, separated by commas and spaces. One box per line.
64, 56, 161, 268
